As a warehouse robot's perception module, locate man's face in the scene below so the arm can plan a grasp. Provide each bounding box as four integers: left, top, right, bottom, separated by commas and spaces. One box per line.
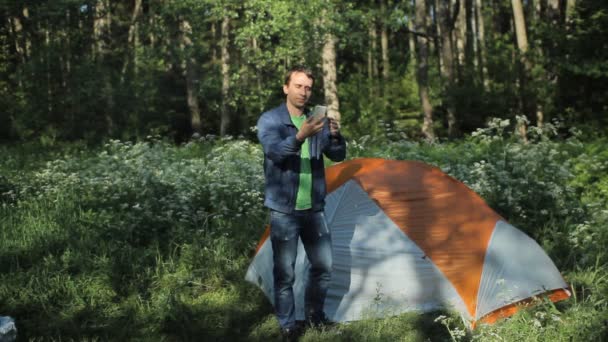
283, 72, 313, 110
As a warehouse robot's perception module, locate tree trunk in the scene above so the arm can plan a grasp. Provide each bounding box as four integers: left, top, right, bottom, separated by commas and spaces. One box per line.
211, 21, 218, 64
512, 0, 529, 63
512, 0, 538, 138
475, 0, 488, 89
21, 6, 31, 60
94, 0, 115, 135
415, 0, 435, 141
380, 0, 390, 80
322, 32, 341, 124
10, 6, 30, 65
149, 2, 157, 48
122, 0, 143, 80
179, 19, 202, 135
431, 0, 444, 76
454, 0, 466, 81
128, 0, 143, 51
407, 18, 416, 63
547, 0, 560, 24
44, 19, 53, 116
62, 8, 74, 136
566, 0, 576, 23
434, 0, 445, 76
368, 16, 378, 80
94, 0, 111, 60
251, 36, 263, 98
438, 0, 458, 138
465, 0, 476, 72
9, 7, 29, 90
63, 9, 71, 89
220, 16, 231, 136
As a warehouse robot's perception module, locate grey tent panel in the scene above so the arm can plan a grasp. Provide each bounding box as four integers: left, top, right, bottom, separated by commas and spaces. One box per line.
475, 220, 569, 320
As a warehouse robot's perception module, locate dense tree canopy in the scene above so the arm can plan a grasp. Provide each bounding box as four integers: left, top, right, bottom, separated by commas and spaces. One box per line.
0, 0, 606, 143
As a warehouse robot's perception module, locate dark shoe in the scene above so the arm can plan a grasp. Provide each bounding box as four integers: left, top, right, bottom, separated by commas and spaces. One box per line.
281, 325, 302, 341
306, 312, 334, 329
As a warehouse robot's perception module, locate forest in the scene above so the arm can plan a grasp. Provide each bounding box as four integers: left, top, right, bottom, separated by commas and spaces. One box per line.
1, 0, 607, 340
1, 0, 606, 142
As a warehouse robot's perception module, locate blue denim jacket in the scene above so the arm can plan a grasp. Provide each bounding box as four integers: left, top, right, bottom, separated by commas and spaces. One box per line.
257, 102, 346, 214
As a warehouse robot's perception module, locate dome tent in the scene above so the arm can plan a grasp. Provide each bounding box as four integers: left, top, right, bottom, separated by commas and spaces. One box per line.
245, 158, 570, 327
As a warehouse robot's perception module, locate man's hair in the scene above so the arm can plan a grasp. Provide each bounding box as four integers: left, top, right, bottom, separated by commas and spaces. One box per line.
284, 65, 314, 85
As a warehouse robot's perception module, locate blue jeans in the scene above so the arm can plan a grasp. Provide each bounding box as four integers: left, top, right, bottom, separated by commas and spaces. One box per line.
270, 209, 333, 329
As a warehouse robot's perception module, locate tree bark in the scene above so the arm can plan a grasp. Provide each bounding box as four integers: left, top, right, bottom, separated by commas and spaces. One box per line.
123, 0, 143, 80
63, 8, 74, 135
547, 0, 560, 24
10, 6, 30, 65
475, 0, 488, 89
179, 19, 202, 135
438, 0, 458, 137
251, 36, 263, 97
415, 0, 435, 141
454, 0, 466, 81
44, 19, 53, 115
380, 0, 390, 80
220, 16, 231, 136
368, 15, 378, 80
566, 0, 576, 23
465, 0, 476, 72
407, 18, 416, 63
211, 21, 218, 64
94, 0, 111, 60
512, 0, 538, 137
9, 6, 29, 90
149, 2, 157, 48
94, 0, 115, 135
322, 31, 341, 124
431, 0, 443, 76
63, 9, 72, 89
434, 0, 445, 76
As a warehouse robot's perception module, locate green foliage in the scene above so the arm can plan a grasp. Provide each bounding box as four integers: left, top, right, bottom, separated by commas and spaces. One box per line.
549, 1, 608, 128
0, 137, 268, 339
470, 294, 607, 341
1, 122, 607, 340
339, 68, 422, 139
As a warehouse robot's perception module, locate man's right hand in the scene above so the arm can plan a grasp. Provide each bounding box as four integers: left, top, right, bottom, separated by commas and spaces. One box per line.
296, 116, 325, 142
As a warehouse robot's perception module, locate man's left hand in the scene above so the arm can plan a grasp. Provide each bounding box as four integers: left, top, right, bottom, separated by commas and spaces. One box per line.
329, 118, 340, 137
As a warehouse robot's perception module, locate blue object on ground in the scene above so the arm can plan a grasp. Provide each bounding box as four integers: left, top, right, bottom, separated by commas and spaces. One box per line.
0, 316, 16, 342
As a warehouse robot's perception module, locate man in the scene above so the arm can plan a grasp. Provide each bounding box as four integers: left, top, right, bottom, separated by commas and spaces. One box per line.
256, 66, 346, 338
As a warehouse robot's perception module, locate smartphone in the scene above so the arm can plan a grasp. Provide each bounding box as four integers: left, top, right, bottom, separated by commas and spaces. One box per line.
311, 105, 328, 121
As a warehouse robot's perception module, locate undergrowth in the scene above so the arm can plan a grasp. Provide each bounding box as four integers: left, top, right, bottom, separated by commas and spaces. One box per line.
0, 121, 606, 340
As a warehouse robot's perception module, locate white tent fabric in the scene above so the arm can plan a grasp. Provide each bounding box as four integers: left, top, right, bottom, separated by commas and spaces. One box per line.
475, 221, 569, 320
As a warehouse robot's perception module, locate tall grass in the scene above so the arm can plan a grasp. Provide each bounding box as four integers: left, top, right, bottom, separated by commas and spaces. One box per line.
0, 124, 606, 340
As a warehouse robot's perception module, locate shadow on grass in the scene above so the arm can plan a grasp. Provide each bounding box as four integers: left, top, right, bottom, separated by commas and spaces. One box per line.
245, 307, 456, 342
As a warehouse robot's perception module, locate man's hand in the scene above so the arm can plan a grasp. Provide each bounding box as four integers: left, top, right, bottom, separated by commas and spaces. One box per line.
296, 116, 325, 141
329, 118, 340, 137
